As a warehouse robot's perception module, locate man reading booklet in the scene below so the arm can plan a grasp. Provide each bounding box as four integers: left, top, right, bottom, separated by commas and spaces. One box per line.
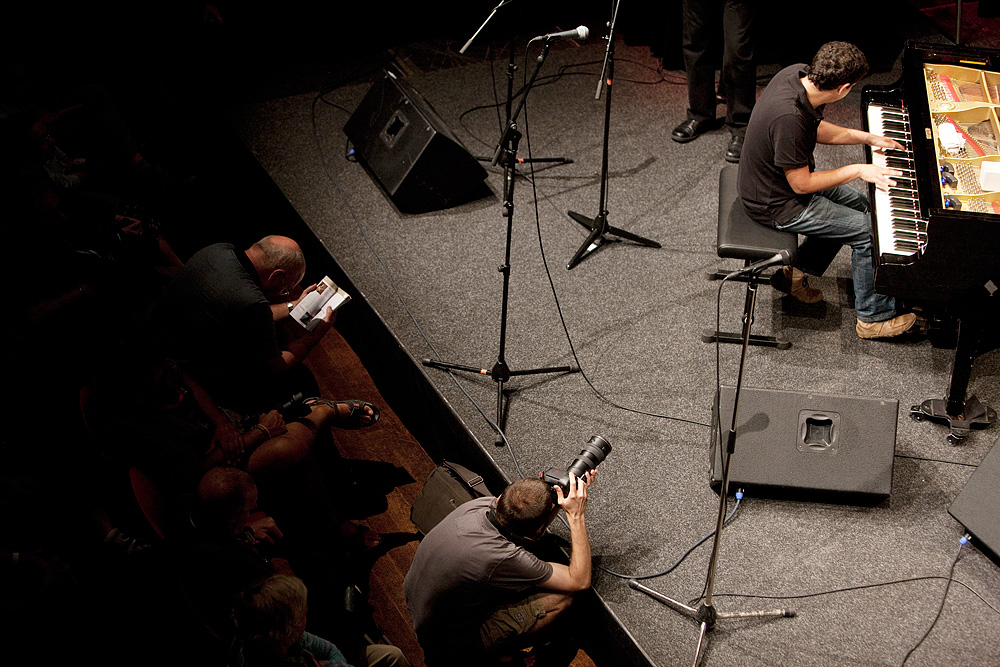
290, 276, 351, 331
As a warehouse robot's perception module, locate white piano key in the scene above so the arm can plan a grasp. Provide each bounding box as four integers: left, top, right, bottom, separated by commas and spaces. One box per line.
867, 104, 928, 257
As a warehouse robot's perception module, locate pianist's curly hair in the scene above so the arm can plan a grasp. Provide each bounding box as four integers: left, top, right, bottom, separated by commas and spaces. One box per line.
805, 41, 869, 90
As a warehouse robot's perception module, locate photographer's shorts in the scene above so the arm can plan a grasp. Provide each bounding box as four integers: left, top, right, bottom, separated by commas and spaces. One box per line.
479, 592, 548, 650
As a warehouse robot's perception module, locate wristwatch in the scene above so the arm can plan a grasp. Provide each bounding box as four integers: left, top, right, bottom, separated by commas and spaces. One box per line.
286, 302, 294, 313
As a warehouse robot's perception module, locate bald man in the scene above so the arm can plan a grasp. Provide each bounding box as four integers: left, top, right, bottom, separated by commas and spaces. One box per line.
154, 235, 334, 415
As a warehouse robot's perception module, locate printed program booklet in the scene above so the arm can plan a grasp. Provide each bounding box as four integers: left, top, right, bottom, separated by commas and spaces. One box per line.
290, 276, 350, 330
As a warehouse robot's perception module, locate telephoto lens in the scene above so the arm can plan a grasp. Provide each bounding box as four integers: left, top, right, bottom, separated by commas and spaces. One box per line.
542, 435, 612, 495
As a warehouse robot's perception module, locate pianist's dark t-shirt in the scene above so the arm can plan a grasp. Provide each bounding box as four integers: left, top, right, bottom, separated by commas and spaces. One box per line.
739, 64, 825, 226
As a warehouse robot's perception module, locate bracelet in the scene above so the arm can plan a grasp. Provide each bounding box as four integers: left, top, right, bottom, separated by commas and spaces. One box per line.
253, 423, 271, 439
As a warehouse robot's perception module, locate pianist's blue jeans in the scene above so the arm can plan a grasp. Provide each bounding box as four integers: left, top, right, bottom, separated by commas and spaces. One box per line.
776, 185, 897, 323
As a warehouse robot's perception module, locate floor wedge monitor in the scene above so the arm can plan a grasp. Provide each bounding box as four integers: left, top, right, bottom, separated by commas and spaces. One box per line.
344, 70, 490, 214
710, 386, 898, 505
949, 435, 1000, 564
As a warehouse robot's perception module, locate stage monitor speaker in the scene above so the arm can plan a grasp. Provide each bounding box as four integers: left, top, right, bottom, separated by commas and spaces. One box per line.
344, 70, 490, 214
949, 434, 1000, 564
710, 386, 898, 505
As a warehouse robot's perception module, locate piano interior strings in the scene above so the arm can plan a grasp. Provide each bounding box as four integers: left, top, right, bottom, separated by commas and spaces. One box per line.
923, 61, 1000, 214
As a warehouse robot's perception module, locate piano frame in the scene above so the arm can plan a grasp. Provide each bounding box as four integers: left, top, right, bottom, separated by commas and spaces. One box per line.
862, 40, 1000, 444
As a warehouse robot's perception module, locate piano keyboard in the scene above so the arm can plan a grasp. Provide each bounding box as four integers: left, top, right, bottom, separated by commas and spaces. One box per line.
866, 103, 928, 258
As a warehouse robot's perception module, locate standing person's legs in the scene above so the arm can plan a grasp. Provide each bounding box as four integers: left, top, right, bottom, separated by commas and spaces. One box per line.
674, 0, 721, 143
681, 0, 719, 124
720, 0, 754, 132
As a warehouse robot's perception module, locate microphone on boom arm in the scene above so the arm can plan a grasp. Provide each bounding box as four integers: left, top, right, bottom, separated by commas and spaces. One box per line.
530, 25, 589, 43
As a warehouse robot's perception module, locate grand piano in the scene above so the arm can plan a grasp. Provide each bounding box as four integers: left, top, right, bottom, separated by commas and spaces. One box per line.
863, 41, 1000, 444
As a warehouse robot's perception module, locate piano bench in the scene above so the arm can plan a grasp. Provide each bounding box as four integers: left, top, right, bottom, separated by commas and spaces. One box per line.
703, 164, 798, 349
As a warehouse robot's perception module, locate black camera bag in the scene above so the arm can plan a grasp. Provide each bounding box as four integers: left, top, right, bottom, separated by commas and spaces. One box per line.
410, 460, 490, 536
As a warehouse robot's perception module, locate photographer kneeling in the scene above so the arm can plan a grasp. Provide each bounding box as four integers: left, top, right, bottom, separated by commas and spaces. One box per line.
404, 470, 596, 666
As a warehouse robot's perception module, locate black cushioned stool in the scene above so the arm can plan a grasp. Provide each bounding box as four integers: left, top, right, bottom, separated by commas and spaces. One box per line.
702, 164, 799, 349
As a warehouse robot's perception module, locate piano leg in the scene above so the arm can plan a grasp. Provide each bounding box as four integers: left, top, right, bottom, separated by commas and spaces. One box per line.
910, 314, 997, 445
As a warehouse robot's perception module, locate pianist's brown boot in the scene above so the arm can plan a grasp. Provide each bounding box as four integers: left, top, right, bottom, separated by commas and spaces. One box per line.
770, 266, 823, 303
856, 312, 918, 339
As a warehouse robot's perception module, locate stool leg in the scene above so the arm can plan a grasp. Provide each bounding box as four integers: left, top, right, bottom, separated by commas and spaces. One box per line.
702, 276, 791, 350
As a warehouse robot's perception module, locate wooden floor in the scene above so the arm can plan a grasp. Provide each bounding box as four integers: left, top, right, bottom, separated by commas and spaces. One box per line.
306, 328, 597, 667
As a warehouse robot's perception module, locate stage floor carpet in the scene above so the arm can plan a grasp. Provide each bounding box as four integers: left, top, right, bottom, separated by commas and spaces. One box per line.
225, 31, 1000, 667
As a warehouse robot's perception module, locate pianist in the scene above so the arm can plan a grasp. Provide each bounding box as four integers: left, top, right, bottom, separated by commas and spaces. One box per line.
738, 41, 919, 340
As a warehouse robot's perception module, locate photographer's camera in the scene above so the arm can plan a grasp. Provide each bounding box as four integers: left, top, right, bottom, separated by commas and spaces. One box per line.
542, 435, 612, 494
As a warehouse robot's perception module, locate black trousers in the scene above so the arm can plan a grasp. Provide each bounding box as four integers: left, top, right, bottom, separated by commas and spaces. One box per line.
681, 0, 756, 133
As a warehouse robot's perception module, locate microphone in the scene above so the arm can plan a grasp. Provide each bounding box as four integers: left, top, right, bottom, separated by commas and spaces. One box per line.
533, 26, 589, 42
724, 249, 792, 279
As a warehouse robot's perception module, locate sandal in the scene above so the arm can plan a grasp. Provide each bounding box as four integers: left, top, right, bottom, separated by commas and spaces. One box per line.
304, 398, 380, 429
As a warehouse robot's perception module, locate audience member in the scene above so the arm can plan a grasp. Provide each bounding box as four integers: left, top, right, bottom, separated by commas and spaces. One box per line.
178, 468, 380, 662
231, 574, 409, 667
89, 350, 381, 501
404, 473, 596, 666
2, 109, 185, 347
153, 235, 376, 422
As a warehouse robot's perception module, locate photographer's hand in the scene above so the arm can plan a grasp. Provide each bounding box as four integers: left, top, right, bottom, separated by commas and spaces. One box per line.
554, 469, 595, 521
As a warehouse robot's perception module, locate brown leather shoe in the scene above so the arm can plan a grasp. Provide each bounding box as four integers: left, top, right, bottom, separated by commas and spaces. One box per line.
770, 266, 823, 303
856, 313, 918, 339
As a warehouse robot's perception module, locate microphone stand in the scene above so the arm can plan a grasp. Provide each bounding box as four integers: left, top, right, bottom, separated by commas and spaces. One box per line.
460, 1, 572, 166
629, 268, 794, 667
423, 36, 578, 446
566, 0, 661, 270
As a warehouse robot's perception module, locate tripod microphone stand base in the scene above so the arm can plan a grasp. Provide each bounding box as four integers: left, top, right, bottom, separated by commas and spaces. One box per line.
421, 358, 579, 446
566, 211, 661, 270
475, 155, 573, 165
628, 580, 794, 666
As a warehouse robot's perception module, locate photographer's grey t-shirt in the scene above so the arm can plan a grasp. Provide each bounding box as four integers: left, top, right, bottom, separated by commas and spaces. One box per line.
404, 496, 553, 660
